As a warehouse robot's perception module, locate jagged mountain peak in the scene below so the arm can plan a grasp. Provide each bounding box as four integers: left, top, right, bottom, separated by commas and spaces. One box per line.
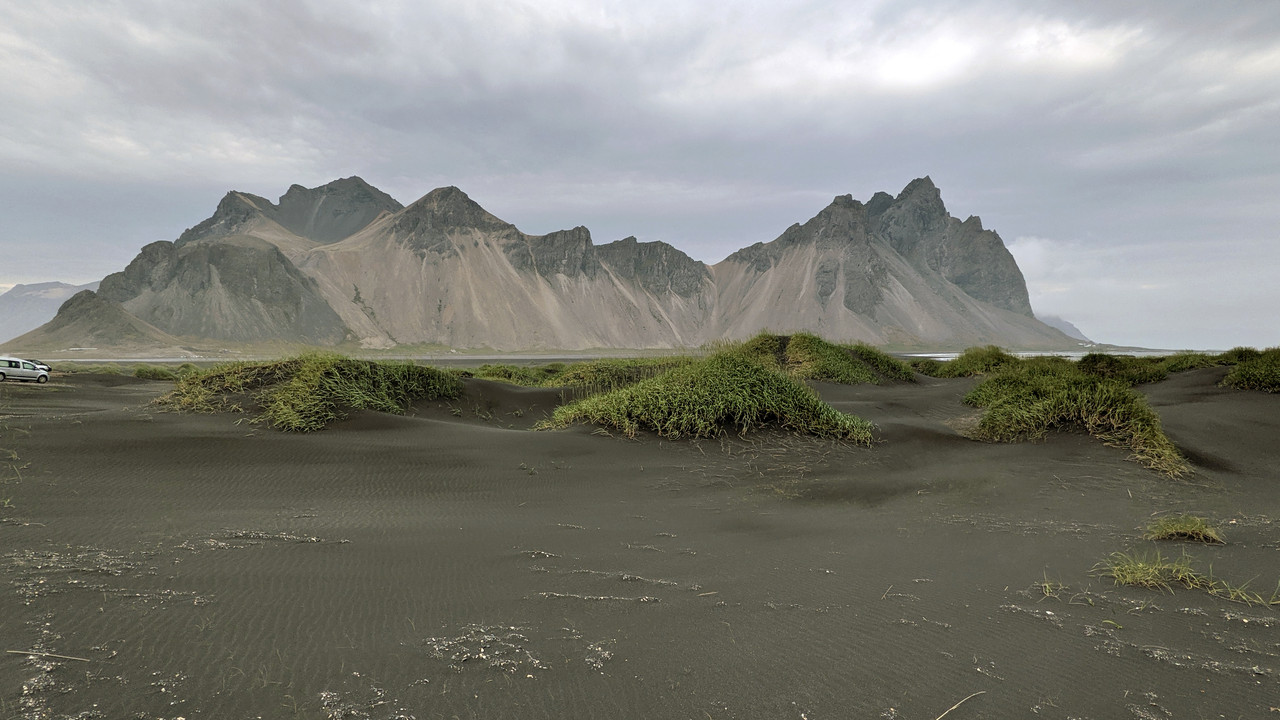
176, 179, 403, 247
388, 186, 518, 257
597, 235, 710, 298
271, 177, 403, 244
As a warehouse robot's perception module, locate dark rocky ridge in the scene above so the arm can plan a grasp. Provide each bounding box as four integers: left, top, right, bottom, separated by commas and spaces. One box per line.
176, 176, 402, 247
100, 237, 347, 344
597, 237, 711, 298
392, 186, 519, 257
875, 177, 1032, 315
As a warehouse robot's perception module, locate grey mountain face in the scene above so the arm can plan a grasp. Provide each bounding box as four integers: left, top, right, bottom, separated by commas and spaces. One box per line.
597, 237, 711, 298
873, 177, 1033, 315
99, 236, 347, 344
176, 176, 402, 247
13, 177, 1072, 352
0, 281, 99, 344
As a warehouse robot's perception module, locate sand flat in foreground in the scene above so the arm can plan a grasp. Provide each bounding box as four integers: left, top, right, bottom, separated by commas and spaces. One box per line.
1, 368, 1277, 718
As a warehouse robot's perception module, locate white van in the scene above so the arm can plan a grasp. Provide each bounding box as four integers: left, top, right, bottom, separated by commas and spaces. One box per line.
0, 356, 49, 383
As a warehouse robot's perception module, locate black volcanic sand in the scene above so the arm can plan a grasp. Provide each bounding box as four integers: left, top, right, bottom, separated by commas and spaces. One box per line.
1, 367, 1277, 719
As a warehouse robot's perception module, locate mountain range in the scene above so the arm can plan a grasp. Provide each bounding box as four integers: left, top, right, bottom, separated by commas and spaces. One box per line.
4, 176, 1075, 354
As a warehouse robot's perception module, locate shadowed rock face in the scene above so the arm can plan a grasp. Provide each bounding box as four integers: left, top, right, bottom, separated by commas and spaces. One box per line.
874, 177, 1032, 316
597, 237, 711, 298
271, 177, 403, 244
175, 176, 402, 248
99, 237, 347, 344
393, 186, 518, 257
506, 226, 599, 280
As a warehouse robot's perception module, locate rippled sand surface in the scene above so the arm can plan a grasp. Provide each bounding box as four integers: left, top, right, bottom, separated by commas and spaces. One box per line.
1, 368, 1277, 718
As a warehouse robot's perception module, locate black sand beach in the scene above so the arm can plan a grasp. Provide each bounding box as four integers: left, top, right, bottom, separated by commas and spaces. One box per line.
2, 368, 1277, 718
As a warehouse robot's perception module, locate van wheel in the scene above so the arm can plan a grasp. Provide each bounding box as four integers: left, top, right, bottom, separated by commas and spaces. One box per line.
37, 375, 48, 384
0, 372, 5, 381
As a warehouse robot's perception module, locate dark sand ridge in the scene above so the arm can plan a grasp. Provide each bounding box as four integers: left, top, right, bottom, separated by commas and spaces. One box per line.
1, 367, 1277, 718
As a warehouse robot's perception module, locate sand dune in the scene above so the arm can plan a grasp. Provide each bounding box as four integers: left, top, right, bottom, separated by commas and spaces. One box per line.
1, 367, 1276, 717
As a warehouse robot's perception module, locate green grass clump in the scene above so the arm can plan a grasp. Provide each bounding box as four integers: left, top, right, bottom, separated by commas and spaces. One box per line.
1077, 353, 1168, 384
1221, 347, 1280, 393
1159, 352, 1223, 373
914, 345, 1021, 378
1096, 550, 1277, 606
539, 351, 874, 443
134, 365, 178, 381
848, 343, 917, 382
473, 363, 566, 386
734, 332, 915, 385
1143, 514, 1225, 544
1217, 346, 1261, 364
963, 361, 1188, 476
554, 357, 695, 394
784, 332, 878, 384
157, 354, 463, 431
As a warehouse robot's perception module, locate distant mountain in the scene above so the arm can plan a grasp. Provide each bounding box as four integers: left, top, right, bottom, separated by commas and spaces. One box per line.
0, 281, 99, 344
6, 177, 1076, 354
3, 290, 185, 353
1037, 315, 1093, 343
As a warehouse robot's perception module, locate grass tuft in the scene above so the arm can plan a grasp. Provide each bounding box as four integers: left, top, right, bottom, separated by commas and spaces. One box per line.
963, 361, 1188, 475
913, 346, 1020, 378
1221, 347, 1280, 393
1096, 549, 1277, 606
736, 332, 915, 385
156, 354, 463, 431
538, 349, 874, 443
1143, 514, 1225, 544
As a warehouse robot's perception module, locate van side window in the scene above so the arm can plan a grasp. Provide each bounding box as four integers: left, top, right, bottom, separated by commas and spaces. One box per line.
22, 362, 35, 370
6, 361, 17, 368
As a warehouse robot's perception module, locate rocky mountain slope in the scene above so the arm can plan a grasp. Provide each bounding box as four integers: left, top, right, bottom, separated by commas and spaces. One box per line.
5, 177, 1074, 353
0, 281, 99, 344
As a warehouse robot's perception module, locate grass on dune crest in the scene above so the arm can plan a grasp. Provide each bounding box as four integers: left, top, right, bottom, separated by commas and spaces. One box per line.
962, 360, 1189, 476
1143, 514, 1225, 544
470, 357, 694, 394
156, 354, 463, 431
911, 345, 1021, 378
1221, 347, 1280, 393
471, 333, 913, 397
734, 331, 916, 385
537, 349, 875, 443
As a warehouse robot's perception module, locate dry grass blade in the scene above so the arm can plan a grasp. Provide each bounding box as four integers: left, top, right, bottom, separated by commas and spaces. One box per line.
934, 690, 986, 720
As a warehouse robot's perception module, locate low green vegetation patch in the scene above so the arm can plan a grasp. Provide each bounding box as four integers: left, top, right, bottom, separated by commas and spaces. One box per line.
470, 358, 693, 396
554, 357, 696, 393
538, 350, 874, 443
471, 363, 566, 386
156, 354, 463, 431
134, 365, 178, 381
912, 345, 1020, 378
1096, 550, 1278, 606
963, 361, 1188, 476
736, 332, 915, 385
1143, 514, 1225, 544
1221, 347, 1280, 393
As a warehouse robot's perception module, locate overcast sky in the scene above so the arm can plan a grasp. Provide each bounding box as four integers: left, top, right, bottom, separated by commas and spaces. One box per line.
2, 1, 1277, 349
